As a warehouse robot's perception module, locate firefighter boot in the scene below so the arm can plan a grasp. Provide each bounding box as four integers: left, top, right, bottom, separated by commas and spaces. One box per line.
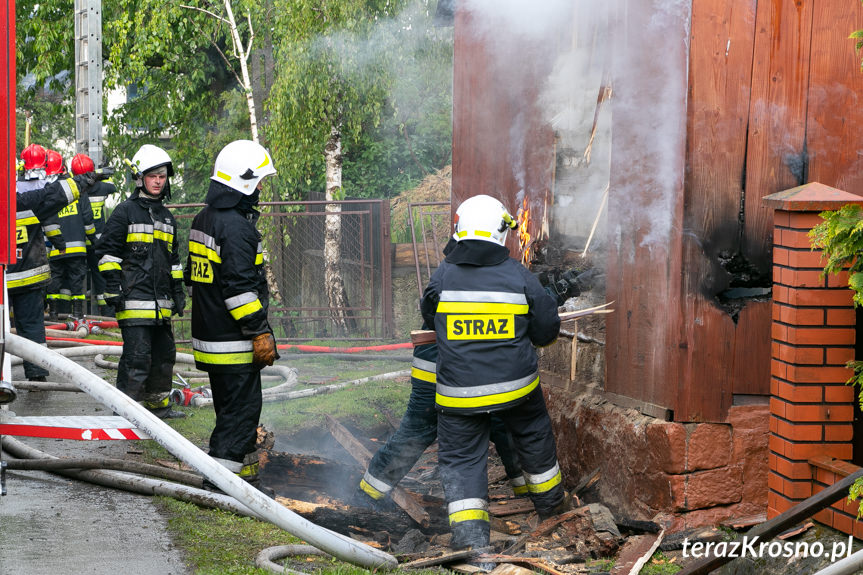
536, 490, 574, 522
47, 300, 59, 321
450, 520, 490, 551
143, 396, 187, 419
71, 299, 84, 321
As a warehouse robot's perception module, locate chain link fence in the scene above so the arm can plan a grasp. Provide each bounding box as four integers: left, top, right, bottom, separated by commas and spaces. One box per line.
168, 197, 392, 342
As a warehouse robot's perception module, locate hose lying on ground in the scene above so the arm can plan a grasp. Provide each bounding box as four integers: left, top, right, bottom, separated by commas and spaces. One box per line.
3, 456, 203, 487
4, 333, 397, 570
256, 545, 328, 575
277, 342, 412, 353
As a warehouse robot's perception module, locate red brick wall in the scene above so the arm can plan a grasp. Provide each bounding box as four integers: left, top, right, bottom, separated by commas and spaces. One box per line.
765, 184, 863, 533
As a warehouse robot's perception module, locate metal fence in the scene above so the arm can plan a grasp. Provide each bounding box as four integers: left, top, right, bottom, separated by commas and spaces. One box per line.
407, 201, 450, 300
167, 198, 393, 342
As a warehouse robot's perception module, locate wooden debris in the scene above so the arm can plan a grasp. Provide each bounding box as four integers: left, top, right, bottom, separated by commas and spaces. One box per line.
573, 467, 601, 496
660, 526, 724, 551
777, 521, 814, 540
400, 546, 493, 569
481, 554, 568, 575
324, 415, 431, 527
719, 513, 767, 530
616, 517, 661, 534
489, 498, 536, 517
610, 534, 661, 575
623, 529, 664, 575
487, 564, 536, 575
502, 508, 586, 554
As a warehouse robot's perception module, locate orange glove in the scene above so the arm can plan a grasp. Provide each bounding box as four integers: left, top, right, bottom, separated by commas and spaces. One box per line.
252, 333, 277, 367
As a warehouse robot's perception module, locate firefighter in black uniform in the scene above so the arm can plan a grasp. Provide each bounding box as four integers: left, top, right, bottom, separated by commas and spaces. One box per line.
359, 244, 529, 506
95, 144, 185, 419
45, 150, 96, 320
185, 140, 278, 483
420, 194, 571, 551
71, 153, 117, 316
10, 172, 99, 381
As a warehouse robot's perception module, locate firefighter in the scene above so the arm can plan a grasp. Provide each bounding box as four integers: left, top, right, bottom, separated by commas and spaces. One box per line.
95, 144, 185, 419
17, 143, 49, 193
358, 243, 529, 507
184, 140, 278, 484
10, 171, 100, 381
71, 153, 118, 317
420, 194, 571, 551
45, 150, 96, 320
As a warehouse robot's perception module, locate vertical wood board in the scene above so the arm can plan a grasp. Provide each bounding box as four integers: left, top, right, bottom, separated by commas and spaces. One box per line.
605, 0, 690, 410
804, 0, 863, 194
743, 0, 814, 274
677, 0, 760, 422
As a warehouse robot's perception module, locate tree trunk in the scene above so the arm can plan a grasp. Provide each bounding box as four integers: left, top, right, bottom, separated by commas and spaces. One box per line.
324, 126, 356, 336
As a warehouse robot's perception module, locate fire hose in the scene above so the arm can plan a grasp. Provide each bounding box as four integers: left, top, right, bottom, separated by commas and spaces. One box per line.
4, 332, 398, 569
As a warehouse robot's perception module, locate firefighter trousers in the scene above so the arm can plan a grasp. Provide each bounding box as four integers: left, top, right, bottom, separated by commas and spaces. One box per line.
116, 323, 176, 403
10, 287, 49, 379
47, 257, 88, 313
438, 386, 566, 549
207, 368, 263, 465
362, 378, 523, 500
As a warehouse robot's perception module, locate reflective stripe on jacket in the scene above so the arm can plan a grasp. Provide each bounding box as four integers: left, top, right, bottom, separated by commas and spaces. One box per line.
94, 193, 182, 326
421, 247, 559, 414
185, 188, 271, 373
9, 178, 78, 292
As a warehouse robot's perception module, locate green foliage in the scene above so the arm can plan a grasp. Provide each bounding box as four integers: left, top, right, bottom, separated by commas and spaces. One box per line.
266, 0, 452, 199
639, 552, 681, 574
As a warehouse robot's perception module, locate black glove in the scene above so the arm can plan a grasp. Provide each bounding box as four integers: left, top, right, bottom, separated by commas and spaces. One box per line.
104, 293, 121, 310
173, 292, 186, 317
94, 167, 115, 181
72, 173, 97, 192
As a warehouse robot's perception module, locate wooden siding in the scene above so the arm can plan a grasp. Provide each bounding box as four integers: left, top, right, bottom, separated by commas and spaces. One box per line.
451, 0, 863, 423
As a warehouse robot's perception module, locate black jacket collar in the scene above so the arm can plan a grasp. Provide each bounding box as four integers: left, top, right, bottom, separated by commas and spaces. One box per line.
444, 240, 509, 266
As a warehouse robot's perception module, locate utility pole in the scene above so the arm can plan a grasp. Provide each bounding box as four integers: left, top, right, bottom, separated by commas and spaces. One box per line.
74, 0, 102, 166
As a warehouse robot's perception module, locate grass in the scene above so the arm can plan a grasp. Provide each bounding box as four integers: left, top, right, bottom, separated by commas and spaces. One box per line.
639, 551, 682, 575
129, 354, 416, 574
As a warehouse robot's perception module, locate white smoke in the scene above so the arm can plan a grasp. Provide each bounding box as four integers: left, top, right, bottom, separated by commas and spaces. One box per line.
461, 0, 692, 253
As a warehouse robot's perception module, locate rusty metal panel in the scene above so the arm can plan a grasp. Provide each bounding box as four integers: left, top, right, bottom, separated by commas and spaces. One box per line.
805, 0, 863, 192
604, 0, 690, 414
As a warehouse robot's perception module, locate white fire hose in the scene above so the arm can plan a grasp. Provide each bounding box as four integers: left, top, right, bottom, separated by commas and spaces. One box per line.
4, 332, 397, 570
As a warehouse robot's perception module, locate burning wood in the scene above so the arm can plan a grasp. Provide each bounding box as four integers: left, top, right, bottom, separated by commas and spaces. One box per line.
516, 197, 532, 265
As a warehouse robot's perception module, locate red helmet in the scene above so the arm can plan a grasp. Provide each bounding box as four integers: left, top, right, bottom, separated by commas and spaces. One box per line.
46, 150, 65, 176
21, 144, 47, 170
70, 153, 95, 175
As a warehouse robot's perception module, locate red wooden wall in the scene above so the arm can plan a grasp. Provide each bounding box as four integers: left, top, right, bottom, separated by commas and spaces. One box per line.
452, 0, 863, 423
0, 0, 15, 267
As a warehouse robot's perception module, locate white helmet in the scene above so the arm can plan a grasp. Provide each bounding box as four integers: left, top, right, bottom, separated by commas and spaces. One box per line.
131, 144, 174, 178
211, 140, 277, 195
453, 194, 517, 246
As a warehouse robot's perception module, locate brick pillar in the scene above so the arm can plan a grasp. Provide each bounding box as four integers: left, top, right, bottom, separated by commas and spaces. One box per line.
764, 183, 863, 519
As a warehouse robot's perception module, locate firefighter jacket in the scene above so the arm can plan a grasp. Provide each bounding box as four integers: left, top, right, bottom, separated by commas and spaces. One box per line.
48, 185, 96, 260
184, 181, 272, 374
8, 178, 77, 292
420, 240, 560, 414
86, 179, 116, 240
95, 191, 183, 326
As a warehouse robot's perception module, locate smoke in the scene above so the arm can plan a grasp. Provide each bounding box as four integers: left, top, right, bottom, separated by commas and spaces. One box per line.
461, 0, 693, 253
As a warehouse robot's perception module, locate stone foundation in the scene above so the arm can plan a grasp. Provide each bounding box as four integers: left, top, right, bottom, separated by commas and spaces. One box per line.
544, 383, 769, 531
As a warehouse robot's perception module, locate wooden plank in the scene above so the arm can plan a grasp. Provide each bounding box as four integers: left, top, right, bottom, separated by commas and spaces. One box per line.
805, 0, 863, 194
743, 0, 814, 272
609, 532, 663, 575
400, 547, 493, 569
488, 498, 536, 517
678, 467, 863, 575
605, 0, 689, 413
324, 415, 431, 528
731, 300, 771, 395
676, 0, 759, 423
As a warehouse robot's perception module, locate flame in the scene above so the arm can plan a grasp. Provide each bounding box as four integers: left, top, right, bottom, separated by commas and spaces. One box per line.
517, 197, 531, 265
